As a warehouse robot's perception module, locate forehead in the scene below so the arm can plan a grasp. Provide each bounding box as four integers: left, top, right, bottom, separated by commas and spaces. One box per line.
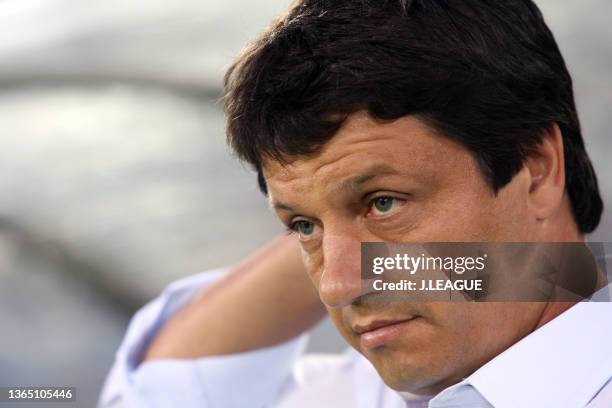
262, 111, 475, 195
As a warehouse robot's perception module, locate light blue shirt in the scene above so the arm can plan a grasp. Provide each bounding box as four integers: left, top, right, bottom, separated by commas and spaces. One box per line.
99, 269, 612, 408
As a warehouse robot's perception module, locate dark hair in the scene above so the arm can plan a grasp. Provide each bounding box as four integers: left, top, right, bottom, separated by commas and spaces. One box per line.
224, 0, 603, 233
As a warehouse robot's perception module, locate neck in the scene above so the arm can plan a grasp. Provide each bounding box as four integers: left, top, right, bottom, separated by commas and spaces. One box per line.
533, 300, 577, 331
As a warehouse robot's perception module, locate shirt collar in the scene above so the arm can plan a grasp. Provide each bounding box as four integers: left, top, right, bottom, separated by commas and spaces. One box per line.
383, 282, 612, 407
461, 298, 612, 408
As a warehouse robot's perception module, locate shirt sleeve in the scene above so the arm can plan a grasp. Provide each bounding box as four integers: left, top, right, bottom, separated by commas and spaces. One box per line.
98, 269, 308, 408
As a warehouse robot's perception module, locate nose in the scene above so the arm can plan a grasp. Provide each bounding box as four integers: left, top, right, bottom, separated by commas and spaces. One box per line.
318, 228, 365, 308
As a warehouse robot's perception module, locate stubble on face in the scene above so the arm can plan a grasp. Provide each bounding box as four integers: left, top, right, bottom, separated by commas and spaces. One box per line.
263, 111, 562, 394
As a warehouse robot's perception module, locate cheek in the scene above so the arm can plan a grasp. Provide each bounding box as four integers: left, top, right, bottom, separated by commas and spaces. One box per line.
425, 184, 528, 242
420, 304, 476, 364
438, 303, 541, 371
326, 308, 357, 345
300, 246, 324, 285
409, 199, 498, 242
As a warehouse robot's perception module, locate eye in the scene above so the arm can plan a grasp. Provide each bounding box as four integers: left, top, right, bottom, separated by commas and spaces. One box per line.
295, 220, 315, 235
288, 219, 320, 241
367, 196, 404, 217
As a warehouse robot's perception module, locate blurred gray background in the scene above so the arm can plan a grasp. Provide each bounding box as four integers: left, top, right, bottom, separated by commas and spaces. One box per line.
0, 1, 610, 407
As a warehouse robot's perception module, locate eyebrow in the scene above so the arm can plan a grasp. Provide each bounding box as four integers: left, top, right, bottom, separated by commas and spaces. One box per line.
273, 201, 295, 212
336, 165, 400, 193
271, 164, 401, 213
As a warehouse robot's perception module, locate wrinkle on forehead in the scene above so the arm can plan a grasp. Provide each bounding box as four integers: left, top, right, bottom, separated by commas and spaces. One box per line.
263, 113, 415, 183
264, 145, 392, 206
262, 112, 476, 212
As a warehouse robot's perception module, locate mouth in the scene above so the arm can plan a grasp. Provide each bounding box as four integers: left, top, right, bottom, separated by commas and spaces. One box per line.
352, 316, 420, 348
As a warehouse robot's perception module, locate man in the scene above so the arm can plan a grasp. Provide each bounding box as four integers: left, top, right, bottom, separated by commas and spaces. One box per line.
99, 1, 611, 407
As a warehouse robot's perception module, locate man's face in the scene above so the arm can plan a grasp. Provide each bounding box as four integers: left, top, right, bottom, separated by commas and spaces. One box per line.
264, 112, 549, 395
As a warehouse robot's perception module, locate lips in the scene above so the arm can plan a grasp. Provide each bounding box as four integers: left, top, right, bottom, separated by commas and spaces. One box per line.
352, 317, 417, 334
352, 316, 420, 348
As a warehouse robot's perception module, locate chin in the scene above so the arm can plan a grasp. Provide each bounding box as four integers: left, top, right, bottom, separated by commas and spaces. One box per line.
364, 348, 441, 392
377, 366, 436, 393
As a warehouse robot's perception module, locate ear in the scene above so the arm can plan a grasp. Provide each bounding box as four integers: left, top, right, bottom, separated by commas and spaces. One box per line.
524, 123, 566, 221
